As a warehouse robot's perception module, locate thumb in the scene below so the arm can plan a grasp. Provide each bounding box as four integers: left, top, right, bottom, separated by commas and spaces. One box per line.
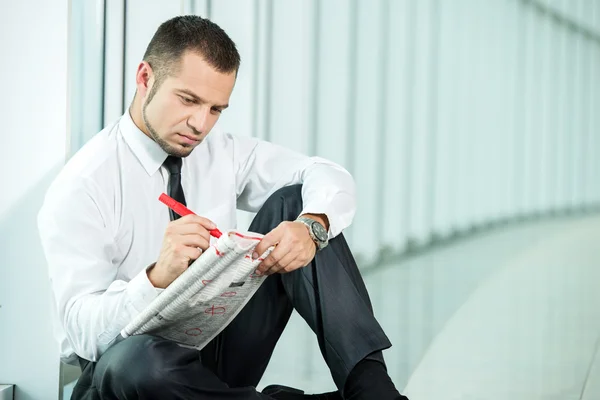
253, 226, 282, 259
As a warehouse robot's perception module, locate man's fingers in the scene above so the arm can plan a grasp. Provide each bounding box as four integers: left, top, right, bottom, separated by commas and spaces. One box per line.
258, 253, 278, 272
269, 252, 297, 275
183, 229, 210, 243
254, 227, 283, 259
166, 216, 213, 244
257, 243, 285, 270
166, 223, 203, 235
257, 240, 290, 274
177, 214, 216, 230
180, 234, 210, 251
181, 245, 202, 262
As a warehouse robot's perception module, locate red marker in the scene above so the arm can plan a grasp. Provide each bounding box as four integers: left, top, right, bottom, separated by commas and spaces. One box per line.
159, 193, 222, 238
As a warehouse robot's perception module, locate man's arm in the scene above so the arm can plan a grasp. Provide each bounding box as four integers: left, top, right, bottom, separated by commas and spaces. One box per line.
231, 133, 356, 238
37, 177, 159, 362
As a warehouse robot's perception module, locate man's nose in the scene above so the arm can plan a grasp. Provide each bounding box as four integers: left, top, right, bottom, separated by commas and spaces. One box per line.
188, 108, 211, 135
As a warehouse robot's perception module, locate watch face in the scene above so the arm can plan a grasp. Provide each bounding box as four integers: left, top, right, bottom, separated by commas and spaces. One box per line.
312, 221, 328, 242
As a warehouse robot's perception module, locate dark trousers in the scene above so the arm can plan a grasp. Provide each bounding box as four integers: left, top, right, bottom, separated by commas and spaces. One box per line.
72, 185, 392, 400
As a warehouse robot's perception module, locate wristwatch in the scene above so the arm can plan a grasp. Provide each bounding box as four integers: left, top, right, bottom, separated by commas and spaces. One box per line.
296, 216, 329, 251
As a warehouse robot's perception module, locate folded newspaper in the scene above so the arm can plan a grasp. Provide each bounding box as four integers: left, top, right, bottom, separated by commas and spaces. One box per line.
121, 229, 273, 350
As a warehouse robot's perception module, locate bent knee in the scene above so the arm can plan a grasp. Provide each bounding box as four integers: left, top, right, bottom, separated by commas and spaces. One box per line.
270, 184, 302, 200
93, 335, 171, 395
261, 184, 303, 217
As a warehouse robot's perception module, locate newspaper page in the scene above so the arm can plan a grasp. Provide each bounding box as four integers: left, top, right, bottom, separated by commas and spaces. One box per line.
121, 230, 272, 350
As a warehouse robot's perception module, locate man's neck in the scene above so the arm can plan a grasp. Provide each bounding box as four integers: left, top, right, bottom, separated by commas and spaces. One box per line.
129, 96, 150, 138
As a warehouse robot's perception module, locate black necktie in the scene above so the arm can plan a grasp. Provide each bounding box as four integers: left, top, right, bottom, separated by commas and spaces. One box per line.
163, 156, 187, 221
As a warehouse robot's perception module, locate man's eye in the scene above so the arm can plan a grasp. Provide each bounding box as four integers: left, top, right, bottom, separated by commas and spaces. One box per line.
181, 97, 194, 104
212, 108, 223, 114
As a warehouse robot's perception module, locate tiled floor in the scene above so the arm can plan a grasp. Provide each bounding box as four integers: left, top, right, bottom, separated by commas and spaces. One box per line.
65, 214, 600, 399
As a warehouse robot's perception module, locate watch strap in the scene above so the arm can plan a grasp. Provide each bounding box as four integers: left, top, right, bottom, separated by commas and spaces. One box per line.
295, 216, 328, 251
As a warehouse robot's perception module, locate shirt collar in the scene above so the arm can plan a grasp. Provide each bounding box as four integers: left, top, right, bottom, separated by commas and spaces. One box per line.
119, 109, 168, 176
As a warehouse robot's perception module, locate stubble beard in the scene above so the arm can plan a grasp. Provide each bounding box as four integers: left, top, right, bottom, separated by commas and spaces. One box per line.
142, 82, 194, 158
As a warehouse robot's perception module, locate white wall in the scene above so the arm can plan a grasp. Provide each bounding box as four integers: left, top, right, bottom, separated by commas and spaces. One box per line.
0, 0, 69, 398
69, 0, 600, 270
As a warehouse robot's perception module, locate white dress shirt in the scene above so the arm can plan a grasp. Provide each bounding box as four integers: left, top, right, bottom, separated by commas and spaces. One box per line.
37, 111, 356, 364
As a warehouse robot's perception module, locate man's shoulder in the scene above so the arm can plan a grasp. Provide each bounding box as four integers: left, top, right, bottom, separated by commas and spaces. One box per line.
45, 122, 121, 200
205, 127, 234, 147
201, 128, 237, 159
204, 129, 261, 155
206, 127, 264, 145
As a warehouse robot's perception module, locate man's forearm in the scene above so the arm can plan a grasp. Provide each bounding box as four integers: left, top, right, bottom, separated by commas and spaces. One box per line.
62, 269, 160, 361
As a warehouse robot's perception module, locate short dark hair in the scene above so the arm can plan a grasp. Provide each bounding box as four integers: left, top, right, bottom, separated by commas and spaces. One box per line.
143, 15, 240, 86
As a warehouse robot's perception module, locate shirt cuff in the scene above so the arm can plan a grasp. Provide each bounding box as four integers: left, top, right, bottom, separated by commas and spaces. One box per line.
127, 265, 161, 312
300, 204, 338, 240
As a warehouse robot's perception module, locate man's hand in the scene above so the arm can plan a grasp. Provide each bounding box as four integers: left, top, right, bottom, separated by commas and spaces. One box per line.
147, 214, 216, 288
253, 214, 328, 275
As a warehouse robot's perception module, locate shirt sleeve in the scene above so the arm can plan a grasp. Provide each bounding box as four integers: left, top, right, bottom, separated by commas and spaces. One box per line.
230, 133, 356, 238
37, 176, 160, 362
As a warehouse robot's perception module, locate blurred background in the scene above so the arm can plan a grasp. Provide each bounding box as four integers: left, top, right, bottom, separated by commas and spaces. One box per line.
1, 0, 600, 399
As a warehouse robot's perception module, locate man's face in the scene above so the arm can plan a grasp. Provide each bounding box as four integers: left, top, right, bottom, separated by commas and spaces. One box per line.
141, 51, 236, 157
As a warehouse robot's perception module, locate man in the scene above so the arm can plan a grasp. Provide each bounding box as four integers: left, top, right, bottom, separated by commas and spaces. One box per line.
38, 15, 407, 400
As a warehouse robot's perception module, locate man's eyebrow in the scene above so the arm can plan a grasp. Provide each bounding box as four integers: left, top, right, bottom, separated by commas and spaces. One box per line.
176, 89, 229, 109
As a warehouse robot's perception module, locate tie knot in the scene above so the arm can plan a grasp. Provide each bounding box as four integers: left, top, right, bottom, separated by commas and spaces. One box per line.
163, 156, 183, 175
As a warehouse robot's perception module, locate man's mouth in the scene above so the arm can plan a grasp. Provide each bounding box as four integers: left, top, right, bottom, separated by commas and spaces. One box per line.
177, 133, 200, 145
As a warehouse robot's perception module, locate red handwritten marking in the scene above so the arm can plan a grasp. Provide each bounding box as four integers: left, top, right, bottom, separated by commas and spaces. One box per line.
205, 305, 226, 315
230, 232, 262, 241
185, 328, 202, 336
245, 254, 252, 259
215, 248, 224, 256
202, 280, 212, 285
220, 292, 237, 297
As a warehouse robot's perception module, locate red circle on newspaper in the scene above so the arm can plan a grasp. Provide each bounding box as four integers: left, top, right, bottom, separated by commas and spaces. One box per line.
205, 305, 226, 315
220, 292, 237, 297
185, 328, 202, 336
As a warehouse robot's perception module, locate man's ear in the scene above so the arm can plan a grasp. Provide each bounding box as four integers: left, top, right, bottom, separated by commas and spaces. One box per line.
135, 61, 154, 98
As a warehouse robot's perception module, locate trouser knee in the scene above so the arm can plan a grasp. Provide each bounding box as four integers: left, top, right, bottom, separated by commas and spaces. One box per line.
249, 184, 304, 233
93, 335, 167, 398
